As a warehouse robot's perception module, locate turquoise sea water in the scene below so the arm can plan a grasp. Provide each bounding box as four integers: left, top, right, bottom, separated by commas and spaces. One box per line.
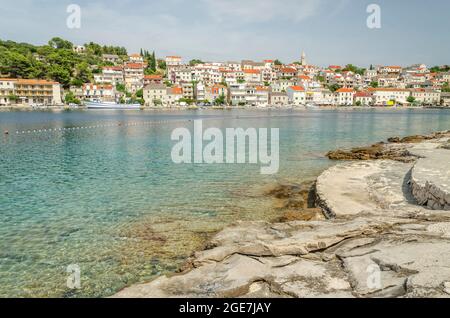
1, 108, 450, 297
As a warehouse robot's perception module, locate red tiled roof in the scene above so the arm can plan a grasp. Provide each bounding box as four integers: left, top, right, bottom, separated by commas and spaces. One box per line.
124, 63, 145, 69
103, 66, 123, 71
289, 86, 305, 92
243, 69, 260, 74
336, 88, 354, 93
281, 68, 297, 73
171, 87, 183, 95
298, 75, 311, 80
144, 75, 162, 79
354, 91, 373, 97
16, 79, 59, 85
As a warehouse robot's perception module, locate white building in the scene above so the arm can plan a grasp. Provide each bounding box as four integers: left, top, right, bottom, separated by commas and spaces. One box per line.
411, 89, 441, 105
82, 84, 115, 102
0, 78, 16, 105
94, 66, 124, 86
369, 88, 410, 106
124, 63, 144, 93
270, 92, 289, 106
144, 83, 167, 107
287, 86, 306, 106
336, 88, 355, 106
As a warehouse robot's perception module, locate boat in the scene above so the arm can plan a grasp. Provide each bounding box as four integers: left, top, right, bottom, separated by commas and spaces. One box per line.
85, 101, 142, 110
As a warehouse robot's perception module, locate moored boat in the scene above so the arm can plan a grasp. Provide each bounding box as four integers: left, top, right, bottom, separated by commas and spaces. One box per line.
85, 101, 142, 110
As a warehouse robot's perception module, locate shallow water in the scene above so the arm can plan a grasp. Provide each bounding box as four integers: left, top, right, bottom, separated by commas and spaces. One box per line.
1, 108, 449, 297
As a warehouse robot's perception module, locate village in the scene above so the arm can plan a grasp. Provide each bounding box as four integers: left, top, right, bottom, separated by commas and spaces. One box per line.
1, 47, 450, 108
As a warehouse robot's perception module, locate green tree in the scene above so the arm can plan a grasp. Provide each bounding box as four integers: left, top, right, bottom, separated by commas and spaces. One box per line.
157, 59, 166, 70
136, 88, 144, 98
48, 37, 73, 50
151, 51, 157, 72
8, 94, 19, 103
189, 59, 204, 66
48, 64, 71, 88
327, 84, 342, 92
274, 59, 283, 66
215, 94, 226, 105
370, 81, 379, 88
407, 96, 416, 104
64, 91, 81, 105
116, 84, 126, 93
73, 62, 92, 84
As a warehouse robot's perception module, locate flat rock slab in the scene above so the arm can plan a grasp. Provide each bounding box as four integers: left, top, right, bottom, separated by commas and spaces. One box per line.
411, 148, 450, 210
316, 160, 425, 218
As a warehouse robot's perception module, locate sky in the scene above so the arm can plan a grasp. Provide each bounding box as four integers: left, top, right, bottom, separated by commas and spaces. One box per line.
1, 0, 449, 67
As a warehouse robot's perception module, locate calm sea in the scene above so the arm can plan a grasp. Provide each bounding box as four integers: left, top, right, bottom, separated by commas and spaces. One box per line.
1, 108, 449, 297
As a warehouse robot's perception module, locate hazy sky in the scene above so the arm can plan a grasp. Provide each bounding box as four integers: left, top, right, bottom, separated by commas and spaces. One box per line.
1, 0, 449, 67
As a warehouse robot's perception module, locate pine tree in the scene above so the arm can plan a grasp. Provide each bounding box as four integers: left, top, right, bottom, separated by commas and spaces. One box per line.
151, 51, 156, 72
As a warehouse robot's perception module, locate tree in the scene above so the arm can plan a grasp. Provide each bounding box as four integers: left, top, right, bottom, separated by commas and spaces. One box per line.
355, 100, 362, 106
116, 84, 126, 93
442, 82, 450, 93
64, 91, 81, 105
327, 84, 341, 92
370, 81, 379, 88
136, 88, 143, 98
179, 98, 195, 105
237, 79, 245, 84
48, 37, 73, 50
274, 59, 283, 66
343, 64, 365, 76
157, 59, 166, 70
0, 50, 32, 77
189, 59, 204, 66
7, 94, 19, 103
73, 62, 92, 84
151, 51, 157, 72
215, 94, 226, 106
407, 96, 416, 104
48, 64, 71, 88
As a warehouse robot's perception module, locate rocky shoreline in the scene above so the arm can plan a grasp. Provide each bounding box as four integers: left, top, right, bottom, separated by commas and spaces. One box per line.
114, 130, 450, 298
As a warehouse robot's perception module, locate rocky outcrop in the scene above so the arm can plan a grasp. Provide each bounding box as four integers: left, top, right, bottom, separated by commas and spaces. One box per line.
113, 131, 450, 298
410, 149, 450, 210
264, 181, 324, 222
327, 130, 450, 162
326, 142, 414, 162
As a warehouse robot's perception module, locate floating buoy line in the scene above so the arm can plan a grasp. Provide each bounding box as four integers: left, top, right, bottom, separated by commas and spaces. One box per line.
9, 120, 191, 136
5, 114, 297, 137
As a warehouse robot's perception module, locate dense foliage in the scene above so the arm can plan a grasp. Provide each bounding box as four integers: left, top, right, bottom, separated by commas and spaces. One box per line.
0, 37, 128, 88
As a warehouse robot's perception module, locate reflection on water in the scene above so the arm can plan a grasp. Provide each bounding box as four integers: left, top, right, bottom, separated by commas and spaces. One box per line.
1, 108, 450, 297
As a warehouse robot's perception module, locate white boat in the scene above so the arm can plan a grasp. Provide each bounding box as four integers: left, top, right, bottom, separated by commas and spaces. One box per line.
85, 101, 141, 110
306, 103, 320, 109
